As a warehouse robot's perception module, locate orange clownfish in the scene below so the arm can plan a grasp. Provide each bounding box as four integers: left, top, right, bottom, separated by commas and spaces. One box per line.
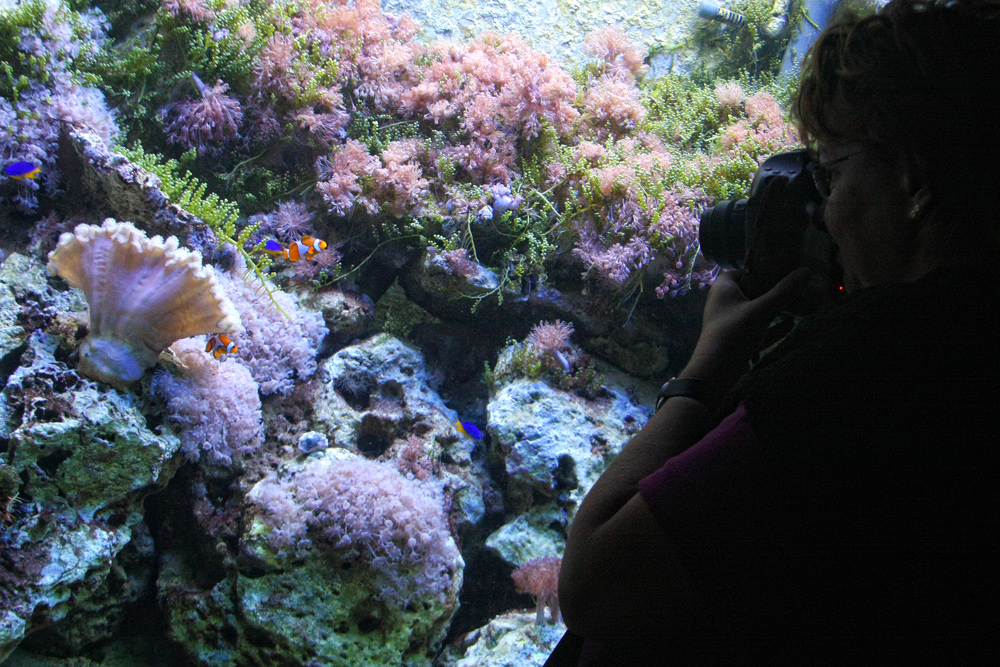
206, 333, 238, 360
263, 236, 328, 262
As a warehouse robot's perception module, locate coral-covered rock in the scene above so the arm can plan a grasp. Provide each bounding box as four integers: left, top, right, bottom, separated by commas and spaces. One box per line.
60, 127, 214, 247
234, 449, 463, 666
0, 332, 181, 661
296, 287, 376, 347
485, 508, 566, 569
439, 611, 566, 667
487, 378, 648, 522
312, 334, 488, 534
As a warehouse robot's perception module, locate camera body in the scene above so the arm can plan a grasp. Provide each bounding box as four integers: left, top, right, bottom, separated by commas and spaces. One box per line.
699, 149, 843, 314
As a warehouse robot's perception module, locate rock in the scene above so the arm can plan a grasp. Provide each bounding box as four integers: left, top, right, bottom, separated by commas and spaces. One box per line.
0, 332, 181, 661
488, 379, 648, 520
484, 509, 566, 567
382, 0, 705, 77
440, 611, 566, 667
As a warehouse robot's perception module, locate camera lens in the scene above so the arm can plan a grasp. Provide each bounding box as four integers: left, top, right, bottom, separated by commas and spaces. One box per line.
699, 198, 750, 271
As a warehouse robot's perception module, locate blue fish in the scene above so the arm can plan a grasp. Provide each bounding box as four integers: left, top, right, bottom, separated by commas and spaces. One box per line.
263, 239, 284, 254
455, 420, 483, 439
4, 161, 40, 180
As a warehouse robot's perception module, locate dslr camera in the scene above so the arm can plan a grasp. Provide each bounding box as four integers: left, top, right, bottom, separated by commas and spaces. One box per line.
699, 149, 843, 315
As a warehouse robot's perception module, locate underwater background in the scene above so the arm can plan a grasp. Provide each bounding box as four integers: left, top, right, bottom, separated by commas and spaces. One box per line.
0, 0, 868, 664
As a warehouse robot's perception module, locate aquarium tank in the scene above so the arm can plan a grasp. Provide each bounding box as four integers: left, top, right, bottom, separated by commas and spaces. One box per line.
0, 0, 871, 665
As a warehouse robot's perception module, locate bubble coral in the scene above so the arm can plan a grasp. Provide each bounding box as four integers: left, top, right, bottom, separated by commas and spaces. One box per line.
47, 219, 242, 391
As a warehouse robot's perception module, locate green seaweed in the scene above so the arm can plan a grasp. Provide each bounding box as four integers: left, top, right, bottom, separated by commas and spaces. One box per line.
118, 142, 289, 316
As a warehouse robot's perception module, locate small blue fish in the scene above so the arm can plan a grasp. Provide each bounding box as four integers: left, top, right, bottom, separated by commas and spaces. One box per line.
455, 420, 483, 439
3, 161, 40, 180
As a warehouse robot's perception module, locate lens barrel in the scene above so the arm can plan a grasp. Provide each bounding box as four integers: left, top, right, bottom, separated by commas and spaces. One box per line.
699, 198, 751, 271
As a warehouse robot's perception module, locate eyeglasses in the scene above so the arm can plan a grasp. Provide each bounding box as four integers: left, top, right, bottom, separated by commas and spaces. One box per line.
808, 147, 876, 198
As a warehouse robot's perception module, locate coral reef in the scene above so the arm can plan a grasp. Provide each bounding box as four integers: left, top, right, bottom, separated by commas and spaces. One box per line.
0, 331, 180, 661
0, 0, 814, 663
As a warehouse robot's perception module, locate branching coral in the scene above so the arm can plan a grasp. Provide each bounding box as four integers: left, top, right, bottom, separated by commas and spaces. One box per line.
399, 31, 579, 182
46, 219, 242, 390
315, 137, 430, 218
583, 26, 648, 80
581, 73, 647, 141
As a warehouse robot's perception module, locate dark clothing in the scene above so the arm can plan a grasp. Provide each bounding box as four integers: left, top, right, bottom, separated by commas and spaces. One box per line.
577, 268, 1000, 665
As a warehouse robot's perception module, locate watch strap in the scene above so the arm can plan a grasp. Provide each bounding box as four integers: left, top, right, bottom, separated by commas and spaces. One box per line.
655, 377, 715, 411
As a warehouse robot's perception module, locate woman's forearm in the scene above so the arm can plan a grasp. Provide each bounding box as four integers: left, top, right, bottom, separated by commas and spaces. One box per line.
566, 393, 712, 538
559, 391, 716, 637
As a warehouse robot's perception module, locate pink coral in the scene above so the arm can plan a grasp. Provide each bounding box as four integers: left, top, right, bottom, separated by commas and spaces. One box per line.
527, 320, 575, 353
294, 106, 350, 150
583, 26, 648, 79
162, 74, 243, 154
717, 92, 799, 156
714, 81, 746, 109
512, 556, 562, 624
399, 31, 578, 183
315, 139, 383, 215
377, 139, 430, 216
582, 73, 646, 140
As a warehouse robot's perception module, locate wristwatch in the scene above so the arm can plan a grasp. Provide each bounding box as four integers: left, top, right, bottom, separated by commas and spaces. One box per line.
655, 377, 715, 411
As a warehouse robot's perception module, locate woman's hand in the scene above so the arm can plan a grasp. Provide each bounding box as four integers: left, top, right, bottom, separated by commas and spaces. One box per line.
681, 267, 812, 394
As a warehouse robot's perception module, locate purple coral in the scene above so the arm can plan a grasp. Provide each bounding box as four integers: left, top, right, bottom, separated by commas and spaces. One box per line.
528, 320, 576, 372
215, 258, 328, 395
161, 74, 243, 154
151, 338, 263, 466
248, 455, 461, 608
527, 320, 575, 353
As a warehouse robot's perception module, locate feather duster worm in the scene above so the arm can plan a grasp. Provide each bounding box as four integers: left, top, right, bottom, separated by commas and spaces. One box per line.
47, 219, 242, 390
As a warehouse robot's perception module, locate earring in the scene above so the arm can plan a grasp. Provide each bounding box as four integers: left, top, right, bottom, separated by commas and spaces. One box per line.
909, 202, 921, 220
